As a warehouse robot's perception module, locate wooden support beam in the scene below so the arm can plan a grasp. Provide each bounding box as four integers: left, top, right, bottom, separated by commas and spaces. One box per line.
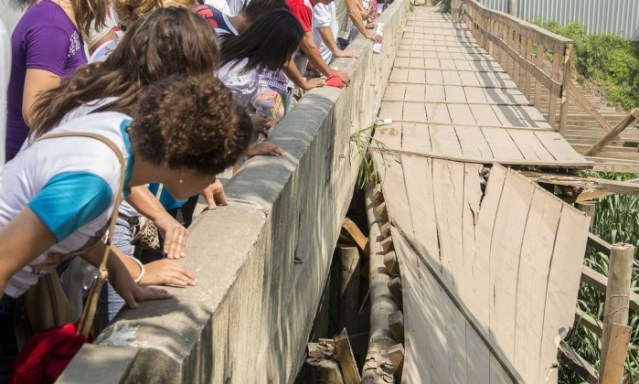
585, 109, 639, 156
383, 251, 399, 277
380, 237, 393, 254
566, 80, 614, 133
339, 247, 361, 337
388, 311, 404, 343
342, 218, 368, 253
558, 340, 598, 384
375, 202, 389, 223
388, 344, 404, 378
334, 329, 362, 384
380, 222, 391, 238
587, 233, 639, 268
575, 307, 602, 337
600, 244, 634, 380
581, 265, 639, 312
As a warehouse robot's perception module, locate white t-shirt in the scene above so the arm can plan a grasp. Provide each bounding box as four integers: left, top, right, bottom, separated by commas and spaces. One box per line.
0, 107, 133, 298
0, 20, 10, 192
224, 0, 248, 16
204, 0, 233, 15
312, 2, 338, 64
217, 58, 258, 111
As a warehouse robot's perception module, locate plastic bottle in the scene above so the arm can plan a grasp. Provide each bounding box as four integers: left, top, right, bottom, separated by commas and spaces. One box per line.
373, 22, 384, 54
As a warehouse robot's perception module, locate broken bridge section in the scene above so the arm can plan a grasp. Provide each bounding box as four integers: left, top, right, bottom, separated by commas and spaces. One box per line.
372, 5, 592, 384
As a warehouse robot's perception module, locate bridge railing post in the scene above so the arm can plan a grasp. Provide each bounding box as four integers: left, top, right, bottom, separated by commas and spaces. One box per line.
558, 42, 573, 136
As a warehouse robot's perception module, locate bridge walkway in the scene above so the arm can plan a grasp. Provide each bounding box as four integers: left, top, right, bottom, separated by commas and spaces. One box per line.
371, 5, 592, 383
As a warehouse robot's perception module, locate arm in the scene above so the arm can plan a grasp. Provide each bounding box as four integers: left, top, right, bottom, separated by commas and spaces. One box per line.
345, 0, 382, 42
126, 186, 187, 259
81, 242, 171, 308
318, 26, 358, 58
0, 207, 56, 296
22, 69, 61, 128
282, 59, 325, 91
300, 32, 351, 85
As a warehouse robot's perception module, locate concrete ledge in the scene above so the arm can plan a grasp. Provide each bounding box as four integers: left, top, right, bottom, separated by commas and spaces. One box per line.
59, 1, 408, 382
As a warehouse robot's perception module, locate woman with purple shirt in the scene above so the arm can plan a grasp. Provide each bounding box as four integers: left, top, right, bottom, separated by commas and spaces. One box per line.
5, 0, 107, 161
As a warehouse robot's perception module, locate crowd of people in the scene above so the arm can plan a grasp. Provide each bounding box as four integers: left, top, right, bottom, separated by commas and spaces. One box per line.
0, 0, 385, 381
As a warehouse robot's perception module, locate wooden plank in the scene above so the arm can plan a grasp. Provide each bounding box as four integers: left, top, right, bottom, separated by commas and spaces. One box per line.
401, 156, 440, 268
399, 123, 432, 153
489, 169, 536, 363
508, 129, 556, 161
402, 102, 427, 123
429, 125, 463, 156
448, 104, 477, 125
599, 323, 632, 384
535, 131, 586, 162
372, 152, 414, 238
334, 329, 361, 384
432, 159, 465, 286
423, 85, 446, 103
585, 109, 639, 156
383, 83, 406, 101
513, 189, 562, 383
523, 172, 639, 195
444, 85, 467, 103
404, 84, 426, 103
470, 104, 503, 126
482, 127, 526, 160
581, 265, 639, 313
455, 127, 494, 159
341, 218, 368, 253
575, 307, 602, 337
539, 204, 590, 381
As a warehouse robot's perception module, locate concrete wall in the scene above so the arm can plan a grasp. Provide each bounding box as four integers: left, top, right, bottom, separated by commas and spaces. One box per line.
58, 1, 408, 382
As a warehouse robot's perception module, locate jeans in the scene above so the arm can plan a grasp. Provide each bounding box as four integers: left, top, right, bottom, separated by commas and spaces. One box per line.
99, 217, 135, 329
0, 294, 17, 384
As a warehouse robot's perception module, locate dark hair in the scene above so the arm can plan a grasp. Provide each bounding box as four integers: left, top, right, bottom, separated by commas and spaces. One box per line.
31, 7, 220, 138
243, 0, 289, 23
131, 75, 253, 174
220, 9, 303, 72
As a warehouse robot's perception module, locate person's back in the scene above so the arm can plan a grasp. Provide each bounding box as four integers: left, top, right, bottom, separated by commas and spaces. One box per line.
5, 0, 87, 161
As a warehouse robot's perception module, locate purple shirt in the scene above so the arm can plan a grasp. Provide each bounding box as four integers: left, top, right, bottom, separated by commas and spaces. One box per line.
5, 0, 87, 161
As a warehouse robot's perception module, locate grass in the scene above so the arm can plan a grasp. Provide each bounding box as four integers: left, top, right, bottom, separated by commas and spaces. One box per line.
532, 19, 639, 111
560, 171, 639, 383
350, 124, 401, 189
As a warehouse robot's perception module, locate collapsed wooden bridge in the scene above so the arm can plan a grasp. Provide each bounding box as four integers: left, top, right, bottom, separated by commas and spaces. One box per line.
363, 2, 637, 383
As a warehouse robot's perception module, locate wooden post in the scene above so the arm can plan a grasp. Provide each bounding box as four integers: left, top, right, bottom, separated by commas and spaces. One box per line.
599, 243, 634, 382
585, 109, 639, 156
559, 42, 573, 136
339, 247, 361, 338
534, 41, 545, 109
548, 42, 563, 129
342, 218, 368, 253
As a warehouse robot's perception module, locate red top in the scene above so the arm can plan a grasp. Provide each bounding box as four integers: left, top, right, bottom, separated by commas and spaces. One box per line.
286, 0, 313, 32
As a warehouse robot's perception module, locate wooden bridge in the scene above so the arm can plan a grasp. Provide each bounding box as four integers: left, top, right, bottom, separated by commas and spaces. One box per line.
365, 2, 637, 383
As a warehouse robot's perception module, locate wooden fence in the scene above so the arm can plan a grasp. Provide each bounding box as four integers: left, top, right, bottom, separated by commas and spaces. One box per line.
461, 0, 573, 134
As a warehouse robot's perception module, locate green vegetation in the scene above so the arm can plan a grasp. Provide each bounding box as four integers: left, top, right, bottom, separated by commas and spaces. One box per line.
561, 172, 639, 383
533, 20, 639, 111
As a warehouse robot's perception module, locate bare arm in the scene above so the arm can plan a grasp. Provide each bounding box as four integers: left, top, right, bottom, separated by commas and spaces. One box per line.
282, 59, 325, 91
22, 69, 61, 128
300, 32, 351, 85
0, 207, 56, 296
318, 26, 358, 58
346, 0, 382, 42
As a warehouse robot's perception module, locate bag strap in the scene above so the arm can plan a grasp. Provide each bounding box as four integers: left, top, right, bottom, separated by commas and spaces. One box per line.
34, 132, 126, 336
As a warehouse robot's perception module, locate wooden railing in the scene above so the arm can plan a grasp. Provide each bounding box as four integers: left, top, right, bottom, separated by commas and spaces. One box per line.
460, 0, 574, 134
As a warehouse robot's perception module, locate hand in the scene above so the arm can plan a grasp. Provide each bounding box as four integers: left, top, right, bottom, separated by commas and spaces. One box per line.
139, 258, 197, 287
366, 21, 376, 29
153, 214, 188, 259
247, 141, 286, 157
335, 50, 359, 59
302, 77, 325, 91
251, 114, 271, 131
200, 179, 228, 210
333, 70, 351, 86
366, 32, 383, 43
108, 257, 171, 309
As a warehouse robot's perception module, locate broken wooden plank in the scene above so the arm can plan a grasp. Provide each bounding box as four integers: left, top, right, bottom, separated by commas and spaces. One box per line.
575, 307, 602, 337
599, 323, 632, 384
334, 329, 361, 384
342, 218, 368, 253
585, 109, 639, 156
522, 171, 639, 195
